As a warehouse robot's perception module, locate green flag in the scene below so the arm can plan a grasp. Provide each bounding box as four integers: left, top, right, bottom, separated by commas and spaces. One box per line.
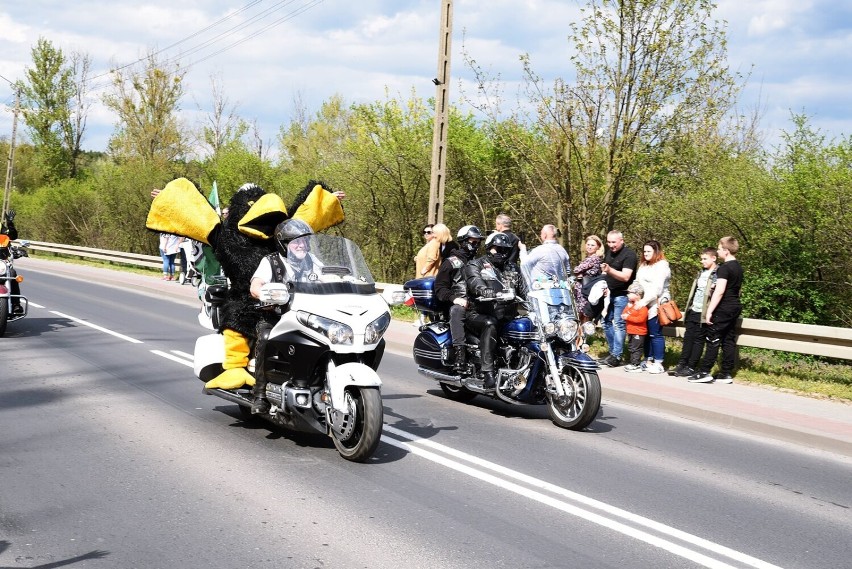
208, 181, 220, 215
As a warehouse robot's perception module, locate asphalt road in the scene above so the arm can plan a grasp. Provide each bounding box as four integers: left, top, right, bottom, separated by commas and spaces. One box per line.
1, 267, 850, 569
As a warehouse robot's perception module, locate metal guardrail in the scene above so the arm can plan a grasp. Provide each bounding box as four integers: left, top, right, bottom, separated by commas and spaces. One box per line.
25, 240, 852, 361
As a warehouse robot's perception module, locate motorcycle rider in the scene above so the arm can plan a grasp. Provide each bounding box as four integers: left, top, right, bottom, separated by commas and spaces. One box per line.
464, 231, 526, 389
248, 219, 316, 414
433, 225, 483, 371
1, 209, 23, 314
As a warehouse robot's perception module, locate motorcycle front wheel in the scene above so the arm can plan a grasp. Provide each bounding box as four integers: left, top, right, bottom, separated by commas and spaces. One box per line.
331, 386, 383, 462
547, 367, 601, 431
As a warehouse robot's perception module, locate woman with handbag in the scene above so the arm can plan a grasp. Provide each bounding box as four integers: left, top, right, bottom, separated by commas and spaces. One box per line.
633, 240, 672, 374
572, 234, 605, 322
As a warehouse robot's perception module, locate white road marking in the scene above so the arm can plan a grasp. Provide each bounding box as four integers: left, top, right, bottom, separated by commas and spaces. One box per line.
36, 302, 783, 569
381, 426, 783, 569
50, 310, 143, 344
151, 350, 194, 366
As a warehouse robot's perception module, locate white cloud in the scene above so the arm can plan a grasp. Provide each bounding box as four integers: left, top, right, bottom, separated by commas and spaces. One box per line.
1, 0, 849, 153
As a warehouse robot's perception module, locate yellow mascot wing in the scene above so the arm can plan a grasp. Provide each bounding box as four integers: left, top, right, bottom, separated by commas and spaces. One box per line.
146, 178, 221, 245
291, 184, 345, 232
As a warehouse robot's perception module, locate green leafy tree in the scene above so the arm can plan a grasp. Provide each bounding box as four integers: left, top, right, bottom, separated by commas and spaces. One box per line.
103, 51, 187, 163
464, 0, 743, 259
18, 37, 91, 181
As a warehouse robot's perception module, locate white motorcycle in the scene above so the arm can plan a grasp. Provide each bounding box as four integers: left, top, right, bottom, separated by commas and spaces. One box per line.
193, 234, 391, 462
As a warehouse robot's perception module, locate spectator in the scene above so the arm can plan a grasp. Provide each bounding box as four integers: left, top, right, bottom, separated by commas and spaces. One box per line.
494, 213, 522, 266
159, 232, 181, 281
415, 223, 447, 278
521, 224, 571, 282
689, 236, 743, 384
634, 240, 672, 374
433, 223, 458, 262
621, 282, 649, 372
573, 234, 605, 321
670, 247, 718, 377
599, 230, 638, 367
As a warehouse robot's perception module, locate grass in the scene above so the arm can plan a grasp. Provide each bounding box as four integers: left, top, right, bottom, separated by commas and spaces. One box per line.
585, 335, 852, 403
31, 253, 852, 403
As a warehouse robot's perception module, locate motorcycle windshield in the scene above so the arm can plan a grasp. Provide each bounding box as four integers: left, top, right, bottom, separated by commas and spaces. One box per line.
520, 252, 573, 293
522, 259, 578, 323
286, 234, 378, 295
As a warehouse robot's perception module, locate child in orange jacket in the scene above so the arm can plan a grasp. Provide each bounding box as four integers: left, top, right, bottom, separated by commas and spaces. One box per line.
622, 282, 648, 372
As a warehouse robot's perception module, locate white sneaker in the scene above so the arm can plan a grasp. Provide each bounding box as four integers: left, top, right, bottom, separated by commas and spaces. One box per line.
623, 364, 643, 373
646, 362, 666, 374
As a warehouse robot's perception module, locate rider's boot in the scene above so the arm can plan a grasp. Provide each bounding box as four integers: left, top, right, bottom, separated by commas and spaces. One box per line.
452, 345, 466, 371
481, 371, 497, 390
251, 322, 272, 414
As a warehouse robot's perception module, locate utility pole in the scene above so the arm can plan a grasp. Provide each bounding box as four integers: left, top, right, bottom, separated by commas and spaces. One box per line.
427, 0, 453, 224
2, 87, 20, 221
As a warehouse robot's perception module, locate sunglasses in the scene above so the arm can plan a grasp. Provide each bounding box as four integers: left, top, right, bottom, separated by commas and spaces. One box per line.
423, 230, 432, 235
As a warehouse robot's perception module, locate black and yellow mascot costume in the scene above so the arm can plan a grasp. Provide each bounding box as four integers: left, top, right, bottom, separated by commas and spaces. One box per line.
146, 178, 344, 390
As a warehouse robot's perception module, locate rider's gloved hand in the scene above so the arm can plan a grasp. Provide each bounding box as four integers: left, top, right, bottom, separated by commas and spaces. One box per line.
259, 283, 290, 304
4, 209, 14, 223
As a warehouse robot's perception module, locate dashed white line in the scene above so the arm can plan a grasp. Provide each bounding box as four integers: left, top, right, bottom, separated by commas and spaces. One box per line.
50, 310, 143, 343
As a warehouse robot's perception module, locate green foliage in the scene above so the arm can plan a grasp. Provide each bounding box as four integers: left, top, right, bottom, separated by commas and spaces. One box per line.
102, 51, 186, 163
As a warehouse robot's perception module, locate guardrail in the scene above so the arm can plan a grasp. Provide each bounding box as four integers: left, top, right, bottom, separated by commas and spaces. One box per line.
24, 240, 852, 361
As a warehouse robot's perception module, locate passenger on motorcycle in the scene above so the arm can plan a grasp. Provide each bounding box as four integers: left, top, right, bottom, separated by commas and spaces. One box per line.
248, 218, 316, 413
1, 210, 23, 315
464, 231, 526, 389
433, 225, 483, 371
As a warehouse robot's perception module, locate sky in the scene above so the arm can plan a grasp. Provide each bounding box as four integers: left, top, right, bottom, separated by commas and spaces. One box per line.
1, 0, 851, 156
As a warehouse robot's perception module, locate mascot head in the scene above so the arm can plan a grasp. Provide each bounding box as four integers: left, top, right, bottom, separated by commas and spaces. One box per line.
225, 183, 268, 232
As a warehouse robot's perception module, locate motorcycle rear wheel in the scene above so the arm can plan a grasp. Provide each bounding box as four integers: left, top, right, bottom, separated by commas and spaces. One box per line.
439, 382, 478, 402
0, 299, 7, 337
547, 367, 601, 431
331, 386, 383, 462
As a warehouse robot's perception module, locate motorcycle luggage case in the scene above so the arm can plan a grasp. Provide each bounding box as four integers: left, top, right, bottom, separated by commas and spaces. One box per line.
413, 323, 451, 368
403, 277, 439, 312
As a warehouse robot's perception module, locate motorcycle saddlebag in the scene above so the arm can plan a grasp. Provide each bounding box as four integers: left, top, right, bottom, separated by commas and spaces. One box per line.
413, 323, 451, 368
194, 333, 225, 382
403, 277, 439, 313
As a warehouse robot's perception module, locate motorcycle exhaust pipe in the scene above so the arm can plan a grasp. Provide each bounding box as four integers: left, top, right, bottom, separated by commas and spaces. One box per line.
417, 367, 463, 386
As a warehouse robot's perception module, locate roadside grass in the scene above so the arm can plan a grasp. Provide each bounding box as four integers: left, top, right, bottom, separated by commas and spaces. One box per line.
29, 250, 162, 277
585, 335, 852, 403
32, 255, 850, 403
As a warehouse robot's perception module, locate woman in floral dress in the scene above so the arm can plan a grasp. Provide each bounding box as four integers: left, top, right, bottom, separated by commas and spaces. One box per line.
573, 234, 605, 318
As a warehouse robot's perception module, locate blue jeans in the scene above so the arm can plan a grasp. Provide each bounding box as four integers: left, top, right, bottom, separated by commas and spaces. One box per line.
645, 315, 665, 361
603, 294, 629, 359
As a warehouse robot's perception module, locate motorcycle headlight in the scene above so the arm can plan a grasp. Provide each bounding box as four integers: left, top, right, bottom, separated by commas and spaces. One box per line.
297, 311, 353, 345
555, 315, 578, 342
582, 321, 597, 337
365, 311, 391, 345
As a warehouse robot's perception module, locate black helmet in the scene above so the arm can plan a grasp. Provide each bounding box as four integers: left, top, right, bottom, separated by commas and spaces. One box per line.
275, 219, 313, 257
485, 231, 513, 268
457, 225, 483, 256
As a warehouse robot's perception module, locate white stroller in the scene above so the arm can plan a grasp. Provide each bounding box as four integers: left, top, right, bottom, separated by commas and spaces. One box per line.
178, 239, 204, 286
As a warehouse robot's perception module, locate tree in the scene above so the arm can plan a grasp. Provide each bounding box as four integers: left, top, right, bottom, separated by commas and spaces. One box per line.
18, 37, 91, 181
198, 73, 248, 158
464, 0, 744, 259
103, 51, 186, 163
